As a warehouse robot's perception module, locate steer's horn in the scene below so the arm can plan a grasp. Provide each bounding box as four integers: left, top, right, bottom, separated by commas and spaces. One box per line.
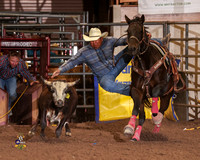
40, 76, 52, 86
67, 79, 80, 87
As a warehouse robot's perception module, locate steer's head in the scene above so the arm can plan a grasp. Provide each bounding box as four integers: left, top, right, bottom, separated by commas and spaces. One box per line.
41, 77, 79, 107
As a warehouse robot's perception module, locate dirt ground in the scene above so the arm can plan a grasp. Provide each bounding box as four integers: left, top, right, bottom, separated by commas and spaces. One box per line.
0, 118, 200, 160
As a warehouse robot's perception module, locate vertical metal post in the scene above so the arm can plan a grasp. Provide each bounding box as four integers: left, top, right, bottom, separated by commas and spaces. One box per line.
167, 23, 170, 49
1, 23, 4, 38
33, 49, 37, 77
83, 63, 86, 107
78, 12, 89, 109
86, 11, 89, 33
163, 22, 167, 38
185, 24, 189, 121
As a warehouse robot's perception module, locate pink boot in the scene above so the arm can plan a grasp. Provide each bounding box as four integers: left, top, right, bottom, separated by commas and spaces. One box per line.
153, 123, 162, 133
152, 97, 158, 114
131, 125, 142, 141
152, 112, 163, 133
152, 112, 163, 125
124, 115, 136, 137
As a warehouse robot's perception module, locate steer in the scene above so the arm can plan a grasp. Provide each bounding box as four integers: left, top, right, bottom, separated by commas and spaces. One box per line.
28, 77, 79, 138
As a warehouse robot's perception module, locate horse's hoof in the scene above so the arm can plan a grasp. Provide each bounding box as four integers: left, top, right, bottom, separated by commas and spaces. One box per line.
152, 112, 163, 125
56, 133, 61, 138
40, 133, 48, 141
55, 130, 62, 138
28, 130, 35, 136
65, 132, 71, 137
124, 124, 135, 137
130, 138, 138, 142
41, 136, 48, 142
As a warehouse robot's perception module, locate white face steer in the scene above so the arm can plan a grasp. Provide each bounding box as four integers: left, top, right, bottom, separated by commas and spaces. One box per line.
51, 81, 68, 107
42, 78, 79, 107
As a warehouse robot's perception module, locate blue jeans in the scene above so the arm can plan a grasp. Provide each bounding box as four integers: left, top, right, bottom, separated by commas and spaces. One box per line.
0, 77, 17, 111
99, 47, 132, 96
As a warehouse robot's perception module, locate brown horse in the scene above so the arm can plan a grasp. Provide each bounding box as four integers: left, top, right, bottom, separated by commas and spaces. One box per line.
123, 15, 185, 141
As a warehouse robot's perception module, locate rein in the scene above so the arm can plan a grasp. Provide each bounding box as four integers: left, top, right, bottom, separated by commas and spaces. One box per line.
112, 33, 127, 66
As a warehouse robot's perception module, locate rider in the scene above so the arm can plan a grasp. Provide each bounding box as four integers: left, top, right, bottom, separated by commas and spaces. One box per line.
52, 27, 132, 96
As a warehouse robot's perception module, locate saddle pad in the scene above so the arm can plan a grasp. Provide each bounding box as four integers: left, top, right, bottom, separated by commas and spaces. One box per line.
150, 41, 169, 64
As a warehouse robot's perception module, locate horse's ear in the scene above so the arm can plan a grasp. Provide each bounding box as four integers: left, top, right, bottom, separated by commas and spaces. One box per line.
125, 15, 131, 24
141, 14, 145, 23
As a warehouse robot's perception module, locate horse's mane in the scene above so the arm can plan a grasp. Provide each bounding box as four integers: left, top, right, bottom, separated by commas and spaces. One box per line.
128, 16, 149, 33
129, 16, 141, 23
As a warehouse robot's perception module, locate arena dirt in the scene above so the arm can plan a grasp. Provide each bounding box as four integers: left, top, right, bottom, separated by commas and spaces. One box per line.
0, 118, 199, 160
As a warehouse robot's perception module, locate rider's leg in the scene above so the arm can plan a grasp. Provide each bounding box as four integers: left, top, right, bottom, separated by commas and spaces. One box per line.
5, 77, 17, 115
99, 47, 132, 96
99, 74, 130, 95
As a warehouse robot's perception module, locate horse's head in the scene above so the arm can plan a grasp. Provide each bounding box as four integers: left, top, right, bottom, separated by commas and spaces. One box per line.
125, 15, 146, 56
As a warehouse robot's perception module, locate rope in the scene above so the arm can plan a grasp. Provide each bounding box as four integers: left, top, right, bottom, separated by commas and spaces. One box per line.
112, 33, 127, 66
183, 126, 200, 131
0, 85, 29, 119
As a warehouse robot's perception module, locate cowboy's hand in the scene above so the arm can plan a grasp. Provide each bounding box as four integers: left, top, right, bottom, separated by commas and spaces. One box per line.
51, 69, 61, 79
30, 80, 39, 86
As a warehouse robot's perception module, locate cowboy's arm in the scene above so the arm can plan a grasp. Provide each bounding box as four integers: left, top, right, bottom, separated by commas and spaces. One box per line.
19, 60, 39, 85
51, 49, 86, 78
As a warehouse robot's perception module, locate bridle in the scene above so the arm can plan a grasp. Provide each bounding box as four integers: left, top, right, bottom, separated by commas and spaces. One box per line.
127, 24, 150, 56
112, 22, 150, 66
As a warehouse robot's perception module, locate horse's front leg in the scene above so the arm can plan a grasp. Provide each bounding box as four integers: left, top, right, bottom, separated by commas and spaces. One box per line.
124, 87, 142, 138
152, 94, 172, 133
131, 102, 145, 141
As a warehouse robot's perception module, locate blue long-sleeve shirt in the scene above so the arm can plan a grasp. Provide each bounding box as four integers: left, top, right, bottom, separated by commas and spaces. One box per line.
59, 37, 127, 79
0, 55, 36, 82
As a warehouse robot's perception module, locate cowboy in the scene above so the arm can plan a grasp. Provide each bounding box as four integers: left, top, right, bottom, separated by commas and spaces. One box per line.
52, 27, 133, 95
0, 51, 39, 116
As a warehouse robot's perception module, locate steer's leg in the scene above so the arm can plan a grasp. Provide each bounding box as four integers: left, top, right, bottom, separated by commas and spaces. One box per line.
28, 108, 42, 137
28, 118, 39, 136
56, 114, 73, 138
40, 109, 47, 138
64, 121, 71, 137
55, 112, 66, 138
